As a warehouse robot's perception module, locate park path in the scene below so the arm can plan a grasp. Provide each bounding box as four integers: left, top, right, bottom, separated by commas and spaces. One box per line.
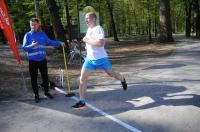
0, 37, 200, 132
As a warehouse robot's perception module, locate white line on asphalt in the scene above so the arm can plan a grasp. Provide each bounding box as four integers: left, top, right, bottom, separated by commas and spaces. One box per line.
54, 87, 142, 132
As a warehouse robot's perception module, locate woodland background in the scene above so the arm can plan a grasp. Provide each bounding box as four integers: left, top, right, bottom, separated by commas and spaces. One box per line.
0, 0, 200, 48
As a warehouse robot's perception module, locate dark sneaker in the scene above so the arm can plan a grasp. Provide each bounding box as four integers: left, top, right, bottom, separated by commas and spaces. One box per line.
44, 93, 54, 99
35, 95, 40, 103
72, 101, 87, 109
121, 78, 127, 90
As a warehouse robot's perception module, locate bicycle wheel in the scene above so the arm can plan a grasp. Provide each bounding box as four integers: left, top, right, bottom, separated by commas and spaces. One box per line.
68, 52, 75, 64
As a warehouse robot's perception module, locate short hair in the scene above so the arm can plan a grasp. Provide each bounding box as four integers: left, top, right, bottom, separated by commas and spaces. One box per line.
30, 18, 40, 24
30, 18, 42, 30
86, 12, 97, 19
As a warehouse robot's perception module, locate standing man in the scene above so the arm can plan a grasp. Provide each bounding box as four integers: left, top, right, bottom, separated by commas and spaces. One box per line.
22, 18, 65, 103
72, 12, 127, 109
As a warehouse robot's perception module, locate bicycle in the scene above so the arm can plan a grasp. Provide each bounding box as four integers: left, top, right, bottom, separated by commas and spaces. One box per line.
67, 40, 86, 65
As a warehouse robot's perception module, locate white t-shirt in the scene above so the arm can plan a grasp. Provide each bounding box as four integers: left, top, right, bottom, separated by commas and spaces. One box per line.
85, 25, 108, 60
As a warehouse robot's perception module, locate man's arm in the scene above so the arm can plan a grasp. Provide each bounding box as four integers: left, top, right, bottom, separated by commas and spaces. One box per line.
22, 33, 36, 52
83, 36, 105, 47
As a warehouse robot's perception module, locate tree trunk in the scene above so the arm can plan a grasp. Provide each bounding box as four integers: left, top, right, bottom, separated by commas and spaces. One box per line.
65, 0, 72, 42
193, 0, 200, 37
105, 0, 119, 41
147, 0, 152, 43
154, 11, 158, 37
45, 0, 69, 51
98, 0, 102, 26
34, 0, 41, 18
158, 0, 173, 42
185, 1, 192, 37
84, 0, 91, 5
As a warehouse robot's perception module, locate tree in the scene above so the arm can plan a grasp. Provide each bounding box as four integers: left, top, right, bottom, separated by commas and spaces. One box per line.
84, 0, 92, 5
185, 0, 193, 37
193, 0, 200, 37
34, 0, 41, 18
6, 0, 199, 44
45, 0, 69, 51
158, 0, 173, 42
105, 0, 119, 41
7, 0, 35, 43
65, 0, 72, 42
171, 0, 185, 34
147, 0, 152, 43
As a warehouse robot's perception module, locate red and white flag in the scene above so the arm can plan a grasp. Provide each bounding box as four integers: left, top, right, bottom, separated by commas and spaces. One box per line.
0, 0, 21, 64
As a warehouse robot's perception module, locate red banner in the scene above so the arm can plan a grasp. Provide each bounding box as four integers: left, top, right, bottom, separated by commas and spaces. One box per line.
0, 0, 21, 64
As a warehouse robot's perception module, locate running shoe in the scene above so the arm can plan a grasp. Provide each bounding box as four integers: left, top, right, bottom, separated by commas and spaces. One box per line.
121, 78, 127, 90
72, 101, 87, 109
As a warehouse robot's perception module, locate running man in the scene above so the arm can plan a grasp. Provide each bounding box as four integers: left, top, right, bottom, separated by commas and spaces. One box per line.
72, 12, 127, 109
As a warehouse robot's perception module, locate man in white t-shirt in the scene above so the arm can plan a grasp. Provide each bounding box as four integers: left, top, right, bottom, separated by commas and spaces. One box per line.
72, 12, 127, 109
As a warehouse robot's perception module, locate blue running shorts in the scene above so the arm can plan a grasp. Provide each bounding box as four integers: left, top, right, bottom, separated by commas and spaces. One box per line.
82, 57, 112, 71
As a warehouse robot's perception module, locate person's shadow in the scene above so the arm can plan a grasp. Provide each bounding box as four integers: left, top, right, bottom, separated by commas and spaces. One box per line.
127, 85, 200, 110
85, 83, 200, 115
20, 82, 200, 117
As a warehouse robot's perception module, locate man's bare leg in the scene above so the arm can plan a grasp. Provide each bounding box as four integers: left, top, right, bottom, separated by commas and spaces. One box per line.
79, 68, 90, 100
106, 69, 124, 81
72, 68, 90, 109
106, 69, 127, 90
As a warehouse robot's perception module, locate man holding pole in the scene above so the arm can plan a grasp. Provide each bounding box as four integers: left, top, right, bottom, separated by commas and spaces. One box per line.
22, 18, 65, 103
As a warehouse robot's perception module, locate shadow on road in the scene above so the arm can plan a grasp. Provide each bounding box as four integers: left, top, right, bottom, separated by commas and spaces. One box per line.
19, 82, 200, 117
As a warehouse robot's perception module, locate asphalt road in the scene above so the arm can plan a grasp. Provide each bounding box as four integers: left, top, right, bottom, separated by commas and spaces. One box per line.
0, 37, 200, 132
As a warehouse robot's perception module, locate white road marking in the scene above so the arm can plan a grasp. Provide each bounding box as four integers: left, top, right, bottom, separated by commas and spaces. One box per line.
55, 87, 142, 132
